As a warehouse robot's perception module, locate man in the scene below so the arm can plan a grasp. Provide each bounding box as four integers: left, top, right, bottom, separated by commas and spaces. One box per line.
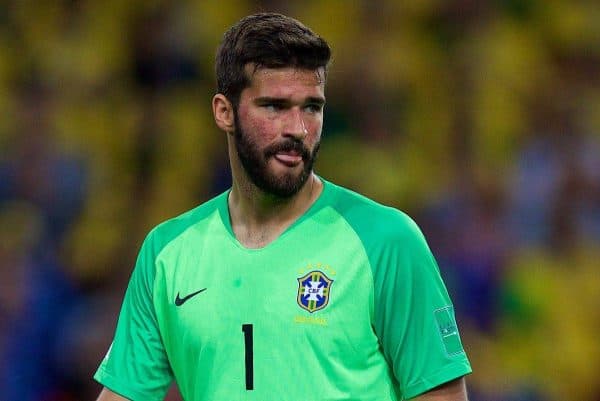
95, 13, 472, 401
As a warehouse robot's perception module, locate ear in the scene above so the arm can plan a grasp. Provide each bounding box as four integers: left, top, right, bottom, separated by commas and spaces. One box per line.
212, 94, 235, 133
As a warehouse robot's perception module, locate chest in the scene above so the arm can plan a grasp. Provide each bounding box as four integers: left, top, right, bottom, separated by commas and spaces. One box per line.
153, 236, 377, 357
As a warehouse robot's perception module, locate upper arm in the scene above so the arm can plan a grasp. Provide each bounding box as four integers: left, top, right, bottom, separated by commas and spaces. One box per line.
96, 387, 130, 401
410, 377, 469, 401
93, 232, 173, 399
361, 212, 472, 397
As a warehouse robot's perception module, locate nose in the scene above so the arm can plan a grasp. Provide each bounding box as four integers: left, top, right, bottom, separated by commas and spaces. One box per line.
284, 108, 308, 139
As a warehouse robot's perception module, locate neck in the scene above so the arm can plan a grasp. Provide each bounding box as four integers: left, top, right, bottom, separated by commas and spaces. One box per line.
228, 171, 323, 249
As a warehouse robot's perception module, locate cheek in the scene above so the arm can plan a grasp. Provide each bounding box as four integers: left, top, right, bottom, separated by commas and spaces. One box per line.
253, 120, 279, 142
307, 120, 323, 143
238, 110, 279, 143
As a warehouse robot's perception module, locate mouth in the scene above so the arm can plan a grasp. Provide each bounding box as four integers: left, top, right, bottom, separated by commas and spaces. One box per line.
267, 141, 308, 168
273, 151, 303, 167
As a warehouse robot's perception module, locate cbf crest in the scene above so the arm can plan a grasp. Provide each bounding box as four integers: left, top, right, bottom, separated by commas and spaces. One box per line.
297, 271, 334, 313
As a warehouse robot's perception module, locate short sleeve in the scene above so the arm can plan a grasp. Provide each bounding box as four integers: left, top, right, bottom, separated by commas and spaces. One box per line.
350, 208, 472, 399
94, 231, 173, 400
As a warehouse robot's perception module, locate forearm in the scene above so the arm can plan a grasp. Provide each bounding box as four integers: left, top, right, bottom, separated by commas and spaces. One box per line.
410, 377, 469, 401
95, 388, 129, 401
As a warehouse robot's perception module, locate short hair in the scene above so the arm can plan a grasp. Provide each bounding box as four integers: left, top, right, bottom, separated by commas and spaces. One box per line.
216, 13, 331, 108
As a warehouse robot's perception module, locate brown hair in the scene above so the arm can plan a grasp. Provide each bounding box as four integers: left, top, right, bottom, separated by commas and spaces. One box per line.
216, 13, 331, 108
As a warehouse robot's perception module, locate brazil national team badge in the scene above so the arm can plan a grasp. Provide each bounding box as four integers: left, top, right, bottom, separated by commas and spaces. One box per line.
297, 271, 333, 313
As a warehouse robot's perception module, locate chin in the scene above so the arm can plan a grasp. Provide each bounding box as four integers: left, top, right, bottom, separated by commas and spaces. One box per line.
262, 172, 309, 198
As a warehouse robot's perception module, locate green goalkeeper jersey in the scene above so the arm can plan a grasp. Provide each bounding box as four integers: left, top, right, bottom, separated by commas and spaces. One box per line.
94, 179, 471, 400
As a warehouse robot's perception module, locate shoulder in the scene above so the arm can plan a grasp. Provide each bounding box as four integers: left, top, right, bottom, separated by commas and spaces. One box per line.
324, 180, 437, 280
324, 180, 424, 244
141, 191, 227, 257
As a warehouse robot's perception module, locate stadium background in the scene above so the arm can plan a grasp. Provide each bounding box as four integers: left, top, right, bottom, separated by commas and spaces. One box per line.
1, 1, 599, 400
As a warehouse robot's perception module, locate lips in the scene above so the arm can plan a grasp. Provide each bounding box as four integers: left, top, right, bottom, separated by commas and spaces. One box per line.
266, 141, 308, 167
274, 151, 303, 166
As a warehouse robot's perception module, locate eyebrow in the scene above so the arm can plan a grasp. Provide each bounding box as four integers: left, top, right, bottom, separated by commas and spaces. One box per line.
254, 96, 326, 106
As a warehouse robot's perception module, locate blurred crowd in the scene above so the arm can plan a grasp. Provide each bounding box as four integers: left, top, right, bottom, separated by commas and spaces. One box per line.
1, 1, 599, 400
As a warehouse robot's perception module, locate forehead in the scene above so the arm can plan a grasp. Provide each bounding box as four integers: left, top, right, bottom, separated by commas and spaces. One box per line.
243, 66, 325, 97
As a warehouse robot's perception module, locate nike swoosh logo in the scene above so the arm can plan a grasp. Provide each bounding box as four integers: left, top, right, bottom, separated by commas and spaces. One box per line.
174, 288, 207, 306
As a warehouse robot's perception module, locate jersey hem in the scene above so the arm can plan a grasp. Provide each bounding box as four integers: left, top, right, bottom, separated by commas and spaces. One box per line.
94, 366, 166, 401
402, 360, 472, 400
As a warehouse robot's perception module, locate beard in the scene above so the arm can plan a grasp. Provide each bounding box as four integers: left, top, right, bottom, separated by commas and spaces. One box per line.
233, 112, 320, 198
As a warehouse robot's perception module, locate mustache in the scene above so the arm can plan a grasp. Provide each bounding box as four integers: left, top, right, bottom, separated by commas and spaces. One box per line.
264, 139, 311, 160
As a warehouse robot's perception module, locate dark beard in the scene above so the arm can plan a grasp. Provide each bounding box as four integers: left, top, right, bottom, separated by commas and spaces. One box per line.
233, 112, 320, 198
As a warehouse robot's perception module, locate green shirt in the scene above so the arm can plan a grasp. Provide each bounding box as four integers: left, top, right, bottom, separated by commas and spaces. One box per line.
95, 179, 471, 400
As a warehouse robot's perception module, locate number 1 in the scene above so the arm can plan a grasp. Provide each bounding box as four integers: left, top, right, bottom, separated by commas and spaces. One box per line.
242, 324, 254, 390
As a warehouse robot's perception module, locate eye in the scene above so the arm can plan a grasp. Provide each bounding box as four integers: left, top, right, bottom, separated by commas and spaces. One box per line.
263, 103, 283, 112
304, 103, 323, 114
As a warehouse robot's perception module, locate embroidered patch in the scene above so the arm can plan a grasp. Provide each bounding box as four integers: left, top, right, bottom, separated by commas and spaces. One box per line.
434, 306, 465, 356
297, 271, 333, 313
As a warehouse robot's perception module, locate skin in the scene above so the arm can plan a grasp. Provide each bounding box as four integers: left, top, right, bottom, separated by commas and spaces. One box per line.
412, 377, 469, 401
213, 66, 326, 249
95, 66, 469, 401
